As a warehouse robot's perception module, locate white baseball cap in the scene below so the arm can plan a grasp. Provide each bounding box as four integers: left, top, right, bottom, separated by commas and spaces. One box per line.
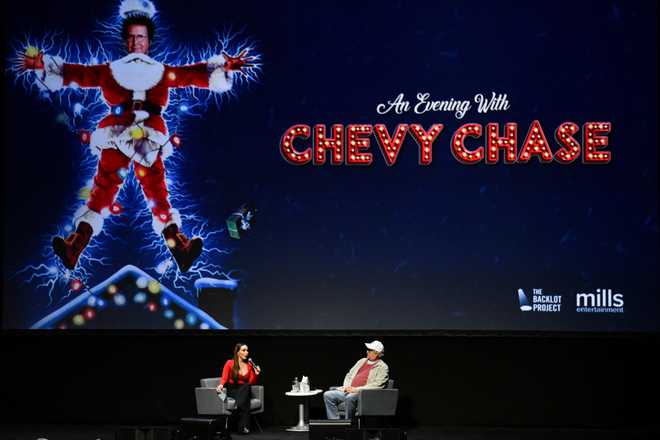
365, 340, 384, 353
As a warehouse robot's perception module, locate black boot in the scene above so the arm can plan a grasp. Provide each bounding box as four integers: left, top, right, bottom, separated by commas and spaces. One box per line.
52, 222, 93, 270
162, 224, 203, 272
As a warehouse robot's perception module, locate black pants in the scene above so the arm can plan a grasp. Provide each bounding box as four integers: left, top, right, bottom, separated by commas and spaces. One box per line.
226, 383, 251, 430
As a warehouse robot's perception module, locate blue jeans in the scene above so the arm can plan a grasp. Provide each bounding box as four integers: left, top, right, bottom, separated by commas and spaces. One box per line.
323, 389, 359, 419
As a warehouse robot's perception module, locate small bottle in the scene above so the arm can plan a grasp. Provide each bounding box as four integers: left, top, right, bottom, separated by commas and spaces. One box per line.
292, 377, 299, 392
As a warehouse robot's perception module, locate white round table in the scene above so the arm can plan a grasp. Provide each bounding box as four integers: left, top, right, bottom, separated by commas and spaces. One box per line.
284, 389, 323, 432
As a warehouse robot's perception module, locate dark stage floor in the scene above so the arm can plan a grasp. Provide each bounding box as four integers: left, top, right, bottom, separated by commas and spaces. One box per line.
1, 425, 658, 440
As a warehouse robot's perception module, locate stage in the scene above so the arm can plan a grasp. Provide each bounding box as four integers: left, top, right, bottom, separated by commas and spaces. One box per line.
1, 424, 658, 440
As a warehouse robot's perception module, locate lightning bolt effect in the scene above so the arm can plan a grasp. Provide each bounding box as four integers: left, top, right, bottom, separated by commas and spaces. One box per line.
8, 2, 258, 312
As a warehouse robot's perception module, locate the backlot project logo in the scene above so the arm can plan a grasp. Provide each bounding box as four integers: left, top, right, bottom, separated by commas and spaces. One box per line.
576, 288, 624, 313
517, 288, 562, 312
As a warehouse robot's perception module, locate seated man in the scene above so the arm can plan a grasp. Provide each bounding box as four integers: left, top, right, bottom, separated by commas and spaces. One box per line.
323, 340, 389, 419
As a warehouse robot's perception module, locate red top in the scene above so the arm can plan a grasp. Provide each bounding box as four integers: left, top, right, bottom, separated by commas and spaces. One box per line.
220, 359, 258, 386
351, 361, 377, 387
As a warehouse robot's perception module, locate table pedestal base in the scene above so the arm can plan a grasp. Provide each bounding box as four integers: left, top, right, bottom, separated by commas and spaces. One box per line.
286, 402, 309, 432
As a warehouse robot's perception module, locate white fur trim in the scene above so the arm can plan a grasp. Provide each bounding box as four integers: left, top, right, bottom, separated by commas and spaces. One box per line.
133, 110, 150, 123
119, 0, 157, 18
36, 55, 64, 91
207, 54, 227, 70
207, 54, 234, 93
73, 205, 104, 236
110, 54, 164, 92
152, 208, 182, 235
90, 125, 173, 166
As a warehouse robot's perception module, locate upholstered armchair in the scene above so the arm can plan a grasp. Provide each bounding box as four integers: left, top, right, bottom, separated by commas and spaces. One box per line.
334, 379, 399, 427
194, 377, 264, 431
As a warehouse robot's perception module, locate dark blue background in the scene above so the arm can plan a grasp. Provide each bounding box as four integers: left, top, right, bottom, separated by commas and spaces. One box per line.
2, 0, 658, 330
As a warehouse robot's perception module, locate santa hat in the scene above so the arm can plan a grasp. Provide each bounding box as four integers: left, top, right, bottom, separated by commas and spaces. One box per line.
119, 0, 157, 19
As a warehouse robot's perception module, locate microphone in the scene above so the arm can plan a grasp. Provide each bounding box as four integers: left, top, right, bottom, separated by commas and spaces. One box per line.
248, 357, 259, 370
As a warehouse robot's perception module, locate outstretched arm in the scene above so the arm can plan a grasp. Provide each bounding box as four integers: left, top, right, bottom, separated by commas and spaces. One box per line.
167, 49, 257, 93
22, 46, 104, 91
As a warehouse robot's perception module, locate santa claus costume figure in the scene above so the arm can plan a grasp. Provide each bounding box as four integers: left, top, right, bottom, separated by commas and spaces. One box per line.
22, 0, 255, 272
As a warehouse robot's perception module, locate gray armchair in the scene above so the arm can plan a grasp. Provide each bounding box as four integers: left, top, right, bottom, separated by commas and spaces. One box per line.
336, 379, 399, 426
195, 377, 264, 432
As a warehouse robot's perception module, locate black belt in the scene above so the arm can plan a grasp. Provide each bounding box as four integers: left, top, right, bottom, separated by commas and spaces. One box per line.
123, 100, 162, 115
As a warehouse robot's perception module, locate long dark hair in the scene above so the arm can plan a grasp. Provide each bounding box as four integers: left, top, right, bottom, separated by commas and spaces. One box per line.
231, 343, 246, 382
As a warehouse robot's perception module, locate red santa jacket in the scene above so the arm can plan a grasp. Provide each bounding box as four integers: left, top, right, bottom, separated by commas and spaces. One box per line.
63, 54, 223, 133
39, 52, 232, 166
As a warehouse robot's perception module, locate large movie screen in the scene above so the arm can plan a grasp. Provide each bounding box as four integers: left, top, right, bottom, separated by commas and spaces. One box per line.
3, 0, 657, 330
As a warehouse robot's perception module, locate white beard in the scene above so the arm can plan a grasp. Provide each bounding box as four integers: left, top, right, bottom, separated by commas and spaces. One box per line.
110, 53, 164, 93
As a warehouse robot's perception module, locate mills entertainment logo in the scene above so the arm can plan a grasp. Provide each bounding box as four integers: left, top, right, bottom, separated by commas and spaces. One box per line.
517, 288, 562, 312
576, 288, 624, 313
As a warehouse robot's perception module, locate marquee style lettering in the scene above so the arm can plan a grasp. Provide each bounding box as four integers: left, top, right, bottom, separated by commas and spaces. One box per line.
279, 121, 613, 166
451, 123, 483, 165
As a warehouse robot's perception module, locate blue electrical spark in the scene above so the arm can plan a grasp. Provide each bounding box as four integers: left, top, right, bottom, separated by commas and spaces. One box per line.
9, 1, 259, 315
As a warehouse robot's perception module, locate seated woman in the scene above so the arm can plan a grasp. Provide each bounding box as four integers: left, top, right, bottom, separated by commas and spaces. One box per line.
216, 343, 261, 434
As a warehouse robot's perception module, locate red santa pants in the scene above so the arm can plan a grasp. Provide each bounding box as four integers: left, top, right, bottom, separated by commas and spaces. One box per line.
87, 148, 173, 227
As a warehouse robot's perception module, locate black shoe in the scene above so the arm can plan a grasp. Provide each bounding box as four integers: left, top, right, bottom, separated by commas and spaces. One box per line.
216, 431, 232, 440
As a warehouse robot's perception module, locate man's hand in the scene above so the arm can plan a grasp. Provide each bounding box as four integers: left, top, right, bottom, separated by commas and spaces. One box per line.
216, 383, 224, 393
23, 46, 44, 70
222, 49, 257, 74
344, 386, 358, 394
